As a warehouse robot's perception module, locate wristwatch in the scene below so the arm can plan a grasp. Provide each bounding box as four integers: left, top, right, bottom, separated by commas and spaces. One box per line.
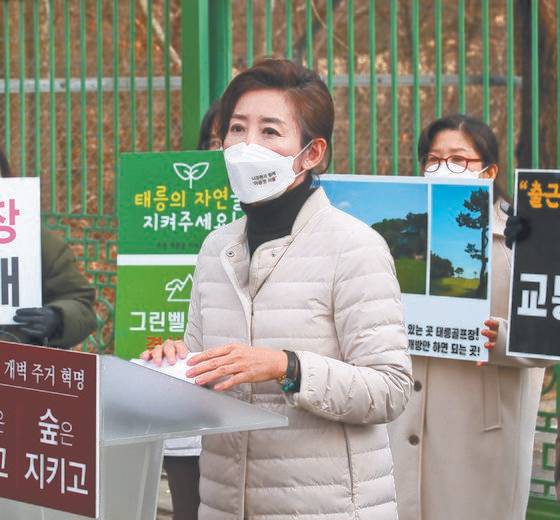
278, 350, 301, 393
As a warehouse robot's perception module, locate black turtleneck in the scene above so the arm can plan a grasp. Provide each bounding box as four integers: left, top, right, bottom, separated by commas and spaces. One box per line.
241, 175, 315, 257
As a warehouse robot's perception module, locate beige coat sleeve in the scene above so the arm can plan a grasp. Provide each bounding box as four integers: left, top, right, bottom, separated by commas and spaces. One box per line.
288, 229, 413, 425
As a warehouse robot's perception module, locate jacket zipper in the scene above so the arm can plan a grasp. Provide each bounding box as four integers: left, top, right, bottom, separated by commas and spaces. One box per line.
241, 299, 253, 520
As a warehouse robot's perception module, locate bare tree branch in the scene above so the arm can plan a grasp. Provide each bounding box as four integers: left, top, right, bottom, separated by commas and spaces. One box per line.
138, 0, 181, 69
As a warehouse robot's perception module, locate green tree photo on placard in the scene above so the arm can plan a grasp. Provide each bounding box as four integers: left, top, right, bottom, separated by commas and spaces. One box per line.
456, 188, 490, 298
372, 212, 428, 294
429, 185, 490, 299
323, 179, 429, 295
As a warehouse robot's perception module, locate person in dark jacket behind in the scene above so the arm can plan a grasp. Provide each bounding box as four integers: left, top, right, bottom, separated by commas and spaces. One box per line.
0, 148, 97, 349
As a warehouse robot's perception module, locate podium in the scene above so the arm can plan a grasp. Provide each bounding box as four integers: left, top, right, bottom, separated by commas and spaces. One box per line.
0, 354, 288, 519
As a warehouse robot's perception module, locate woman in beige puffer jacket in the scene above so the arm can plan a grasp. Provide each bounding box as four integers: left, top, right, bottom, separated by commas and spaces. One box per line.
144, 59, 413, 520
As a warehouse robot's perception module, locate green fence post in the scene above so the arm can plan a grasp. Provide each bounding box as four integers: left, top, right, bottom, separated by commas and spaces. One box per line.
506, 0, 514, 195
3, 0, 11, 159
390, 0, 398, 174
266, 0, 273, 57
457, 0, 466, 114
411, 0, 420, 176
209, 0, 232, 103
531, 0, 539, 168
181, 0, 210, 150
18, 1, 25, 177
306, 0, 313, 68
129, 0, 137, 152
368, 0, 376, 175
347, 0, 355, 174
434, 0, 442, 118
285, 0, 293, 60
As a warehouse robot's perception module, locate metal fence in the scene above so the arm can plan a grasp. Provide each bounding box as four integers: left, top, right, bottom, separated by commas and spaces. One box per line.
0, 0, 558, 516
0, 0, 185, 350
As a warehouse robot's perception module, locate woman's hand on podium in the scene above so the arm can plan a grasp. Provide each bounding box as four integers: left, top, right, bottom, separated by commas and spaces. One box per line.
185, 344, 288, 392
140, 339, 189, 366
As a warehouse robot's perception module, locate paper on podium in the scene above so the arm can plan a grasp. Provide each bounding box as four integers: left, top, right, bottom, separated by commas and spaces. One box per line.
130, 353, 197, 383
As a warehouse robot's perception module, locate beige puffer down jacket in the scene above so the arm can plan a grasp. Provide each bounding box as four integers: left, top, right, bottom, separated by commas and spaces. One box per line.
184, 187, 413, 520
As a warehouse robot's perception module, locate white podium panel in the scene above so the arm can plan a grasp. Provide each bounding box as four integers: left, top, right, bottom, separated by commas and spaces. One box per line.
1, 355, 287, 519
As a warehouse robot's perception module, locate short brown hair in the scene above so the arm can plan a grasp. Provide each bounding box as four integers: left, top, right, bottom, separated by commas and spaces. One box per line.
219, 59, 334, 172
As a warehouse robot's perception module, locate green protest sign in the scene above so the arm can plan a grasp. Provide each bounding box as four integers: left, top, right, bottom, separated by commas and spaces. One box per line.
115, 150, 241, 359
119, 150, 241, 255
114, 263, 196, 360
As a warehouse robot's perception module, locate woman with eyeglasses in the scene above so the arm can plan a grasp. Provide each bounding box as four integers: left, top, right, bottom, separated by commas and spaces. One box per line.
388, 114, 553, 520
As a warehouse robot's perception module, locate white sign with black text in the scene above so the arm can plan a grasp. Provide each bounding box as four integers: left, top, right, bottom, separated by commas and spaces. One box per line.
0, 178, 42, 324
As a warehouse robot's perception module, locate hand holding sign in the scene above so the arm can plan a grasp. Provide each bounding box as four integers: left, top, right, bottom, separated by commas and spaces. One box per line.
481, 318, 499, 350
503, 203, 531, 249
13, 307, 62, 343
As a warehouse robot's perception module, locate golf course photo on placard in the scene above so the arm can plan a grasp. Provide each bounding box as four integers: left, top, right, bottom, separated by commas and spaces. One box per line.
323, 179, 428, 295
429, 184, 490, 299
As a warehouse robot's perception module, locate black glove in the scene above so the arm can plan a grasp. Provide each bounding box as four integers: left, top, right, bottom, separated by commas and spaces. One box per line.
13, 307, 62, 342
0, 328, 27, 343
503, 204, 531, 249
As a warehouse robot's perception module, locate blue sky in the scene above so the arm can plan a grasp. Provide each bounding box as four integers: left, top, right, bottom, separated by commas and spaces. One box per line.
431, 185, 489, 278
322, 179, 427, 224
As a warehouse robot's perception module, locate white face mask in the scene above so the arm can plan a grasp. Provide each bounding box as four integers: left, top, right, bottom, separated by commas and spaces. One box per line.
423, 162, 488, 179
223, 142, 312, 204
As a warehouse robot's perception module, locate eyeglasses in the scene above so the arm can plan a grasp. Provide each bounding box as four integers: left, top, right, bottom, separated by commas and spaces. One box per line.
424, 154, 484, 174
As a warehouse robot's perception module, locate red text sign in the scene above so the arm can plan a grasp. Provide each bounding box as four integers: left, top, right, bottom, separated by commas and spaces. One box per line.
0, 341, 98, 517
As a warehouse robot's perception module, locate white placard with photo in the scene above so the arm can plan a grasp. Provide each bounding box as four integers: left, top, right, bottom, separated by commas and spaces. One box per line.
322, 174, 493, 362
